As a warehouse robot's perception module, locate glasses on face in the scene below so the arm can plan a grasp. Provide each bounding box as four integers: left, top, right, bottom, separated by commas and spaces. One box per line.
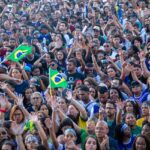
50, 63, 55, 67
104, 45, 109, 47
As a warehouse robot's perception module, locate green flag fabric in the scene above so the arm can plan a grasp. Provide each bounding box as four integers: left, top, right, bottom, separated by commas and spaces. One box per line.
49, 68, 67, 88
6, 45, 32, 62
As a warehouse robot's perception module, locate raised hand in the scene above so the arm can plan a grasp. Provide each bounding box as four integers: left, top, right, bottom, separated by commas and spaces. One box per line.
16, 94, 24, 106
44, 118, 53, 129
29, 114, 39, 124
66, 90, 73, 101
138, 51, 145, 62
0, 94, 8, 109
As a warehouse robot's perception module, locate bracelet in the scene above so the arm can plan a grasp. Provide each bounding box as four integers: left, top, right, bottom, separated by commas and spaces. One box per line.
0, 108, 6, 113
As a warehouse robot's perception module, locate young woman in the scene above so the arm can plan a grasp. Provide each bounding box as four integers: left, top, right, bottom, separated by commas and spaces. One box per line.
124, 100, 140, 119
9, 67, 29, 94
84, 135, 100, 150
115, 124, 135, 150
132, 135, 150, 150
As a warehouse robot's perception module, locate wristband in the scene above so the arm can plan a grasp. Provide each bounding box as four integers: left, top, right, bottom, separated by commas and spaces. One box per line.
0, 108, 6, 113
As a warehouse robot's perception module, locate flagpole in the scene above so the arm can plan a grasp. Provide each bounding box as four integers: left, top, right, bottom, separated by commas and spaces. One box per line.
49, 68, 52, 96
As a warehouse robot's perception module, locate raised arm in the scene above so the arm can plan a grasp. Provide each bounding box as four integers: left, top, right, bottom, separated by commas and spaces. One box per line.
139, 51, 150, 78
30, 114, 50, 150
66, 91, 88, 120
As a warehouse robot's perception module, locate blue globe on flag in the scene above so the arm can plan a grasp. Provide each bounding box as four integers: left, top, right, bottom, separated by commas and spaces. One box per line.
54, 74, 63, 83
16, 52, 23, 58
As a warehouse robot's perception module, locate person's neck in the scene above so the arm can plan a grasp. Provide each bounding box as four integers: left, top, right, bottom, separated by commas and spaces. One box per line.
83, 99, 90, 104
129, 125, 136, 130
88, 130, 95, 135
134, 92, 141, 97
107, 115, 115, 121
68, 69, 76, 74
98, 137, 105, 143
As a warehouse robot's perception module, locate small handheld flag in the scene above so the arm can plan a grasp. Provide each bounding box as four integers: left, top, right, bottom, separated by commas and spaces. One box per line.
6, 45, 32, 62
49, 68, 67, 88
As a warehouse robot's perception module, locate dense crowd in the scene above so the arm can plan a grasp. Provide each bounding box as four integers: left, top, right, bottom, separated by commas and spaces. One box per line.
0, 0, 150, 150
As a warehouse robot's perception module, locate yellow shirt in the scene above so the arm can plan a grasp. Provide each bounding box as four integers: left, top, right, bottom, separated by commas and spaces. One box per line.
78, 116, 87, 130
136, 117, 145, 127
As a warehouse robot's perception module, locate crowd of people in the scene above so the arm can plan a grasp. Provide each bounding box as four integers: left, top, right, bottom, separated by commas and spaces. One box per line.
0, 0, 150, 150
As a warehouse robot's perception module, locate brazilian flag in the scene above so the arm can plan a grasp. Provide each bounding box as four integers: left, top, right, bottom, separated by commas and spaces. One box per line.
49, 69, 67, 88
6, 45, 32, 62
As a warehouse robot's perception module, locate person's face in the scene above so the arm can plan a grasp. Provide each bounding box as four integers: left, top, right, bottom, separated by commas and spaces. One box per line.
9, 40, 16, 47
97, 53, 104, 61
125, 113, 136, 126
40, 105, 49, 116
2, 144, 12, 150
113, 37, 120, 45
134, 67, 142, 77
68, 105, 78, 117
95, 122, 108, 139
13, 109, 23, 124
131, 85, 141, 94
59, 23, 66, 32
89, 87, 96, 98
125, 102, 134, 113
25, 88, 33, 100
67, 62, 75, 72
11, 68, 21, 79
142, 124, 150, 137
135, 137, 147, 150
44, 54, 51, 63
64, 132, 76, 143
123, 126, 131, 137
56, 51, 64, 60
103, 43, 111, 52
111, 79, 120, 88
78, 90, 89, 102
32, 68, 40, 76
25, 138, 38, 150
105, 103, 116, 118
57, 98, 67, 113
31, 94, 42, 109
49, 62, 58, 70
109, 89, 119, 101
107, 68, 116, 78
85, 137, 97, 150
98, 92, 108, 104
0, 128, 8, 142
141, 104, 149, 116
86, 121, 95, 133
84, 81, 90, 88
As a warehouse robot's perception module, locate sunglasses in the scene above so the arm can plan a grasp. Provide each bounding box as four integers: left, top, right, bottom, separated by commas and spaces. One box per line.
50, 63, 55, 67
104, 45, 109, 47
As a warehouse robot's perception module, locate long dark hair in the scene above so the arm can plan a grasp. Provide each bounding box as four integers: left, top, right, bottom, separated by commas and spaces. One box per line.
83, 135, 100, 150
132, 135, 150, 150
